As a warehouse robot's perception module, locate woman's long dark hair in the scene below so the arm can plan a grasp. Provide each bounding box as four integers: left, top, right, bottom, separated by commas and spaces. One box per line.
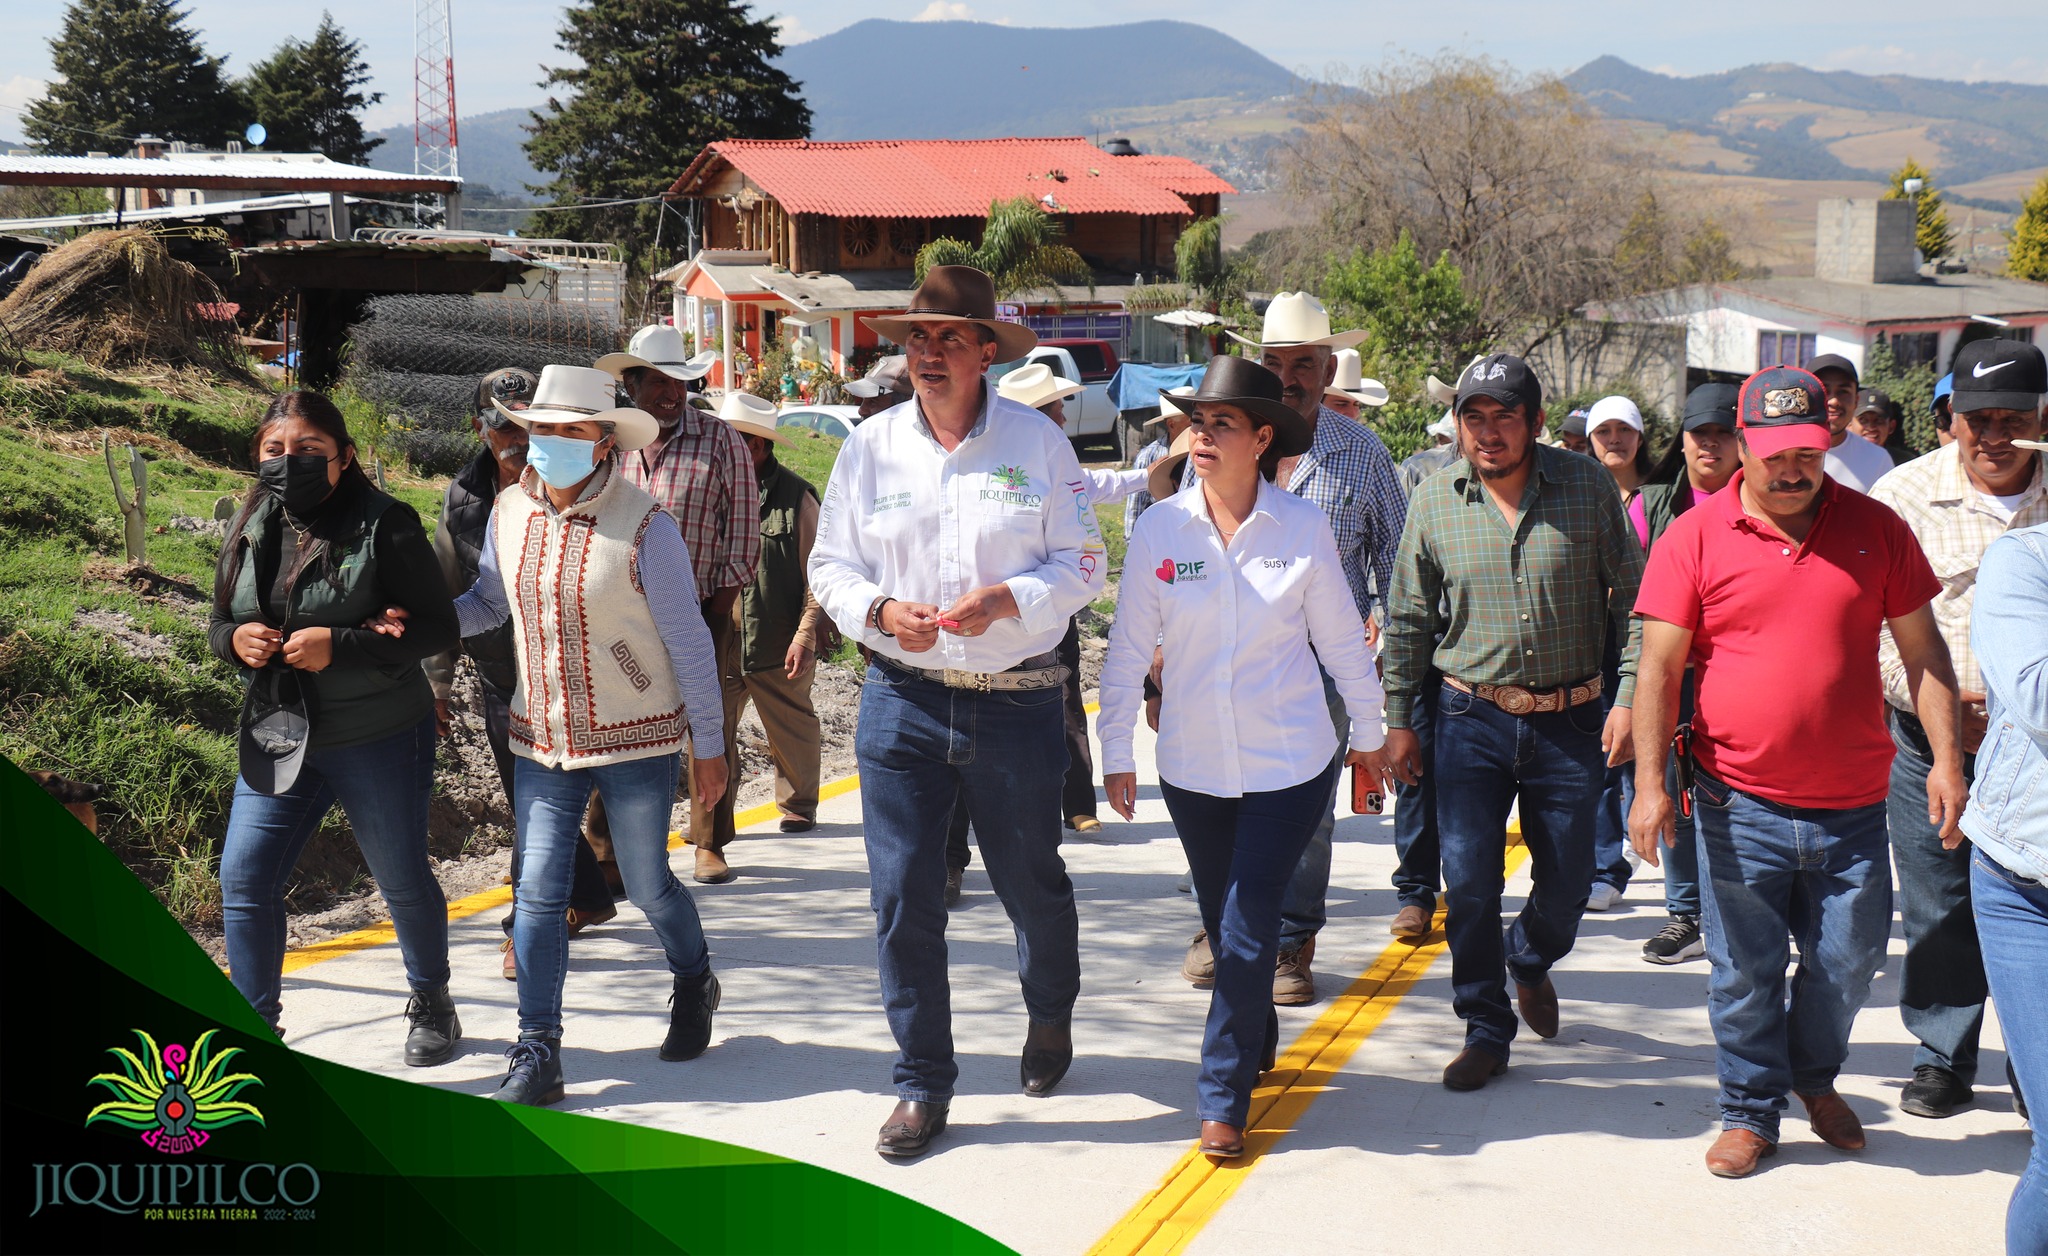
1646, 428, 1689, 486
214, 391, 376, 617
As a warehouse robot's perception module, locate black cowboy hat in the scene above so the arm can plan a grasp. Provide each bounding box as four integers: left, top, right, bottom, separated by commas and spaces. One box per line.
1179, 355, 1314, 456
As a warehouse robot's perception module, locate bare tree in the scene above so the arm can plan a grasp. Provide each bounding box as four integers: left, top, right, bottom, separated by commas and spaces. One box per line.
1269, 54, 1738, 353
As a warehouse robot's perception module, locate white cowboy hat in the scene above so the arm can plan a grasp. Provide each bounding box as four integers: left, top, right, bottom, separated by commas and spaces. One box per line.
1427, 355, 1489, 407
594, 324, 719, 381
1427, 410, 1456, 441
717, 391, 788, 446
1323, 348, 1390, 408
844, 355, 912, 399
1143, 385, 1197, 432
997, 362, 1084, 412
1226, 291, 1367, 352
494, 364, 659, 451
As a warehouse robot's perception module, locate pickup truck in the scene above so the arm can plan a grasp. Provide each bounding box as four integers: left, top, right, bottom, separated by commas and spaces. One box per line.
991, 338, 1121, 445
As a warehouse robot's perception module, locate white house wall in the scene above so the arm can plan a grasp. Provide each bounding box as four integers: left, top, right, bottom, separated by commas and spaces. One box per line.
1685, 291, 1877, 375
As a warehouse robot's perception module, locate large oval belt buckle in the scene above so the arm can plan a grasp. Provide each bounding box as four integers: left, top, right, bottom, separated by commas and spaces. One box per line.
1496, 685, 1537, 716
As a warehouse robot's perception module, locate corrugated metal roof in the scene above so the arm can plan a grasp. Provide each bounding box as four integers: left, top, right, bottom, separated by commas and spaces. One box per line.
667, 139, 1218, 218
0, 152, 458, 189
1599, 272, 2048, 326
0, 192, 339, 232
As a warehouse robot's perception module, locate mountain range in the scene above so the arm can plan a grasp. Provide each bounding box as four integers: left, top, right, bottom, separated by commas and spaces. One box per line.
366, 24, 2047, 216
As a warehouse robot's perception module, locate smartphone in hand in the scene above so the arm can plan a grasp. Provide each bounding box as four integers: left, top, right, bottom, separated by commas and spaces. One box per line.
1351, 764, 1384, 815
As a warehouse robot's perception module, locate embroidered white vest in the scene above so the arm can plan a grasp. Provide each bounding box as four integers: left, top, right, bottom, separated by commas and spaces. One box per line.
494, 467, 686, 768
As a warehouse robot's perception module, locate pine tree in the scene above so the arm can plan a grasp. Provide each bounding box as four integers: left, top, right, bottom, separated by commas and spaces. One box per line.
524, 0, 811, 255
241, 14, 383, 166
24, 0, 246, 153
2007, 174, 2048, 282
1881, 158, 1956, 261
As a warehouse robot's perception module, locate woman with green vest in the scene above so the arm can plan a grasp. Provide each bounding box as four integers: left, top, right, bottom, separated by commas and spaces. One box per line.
209, 391, 461, 1062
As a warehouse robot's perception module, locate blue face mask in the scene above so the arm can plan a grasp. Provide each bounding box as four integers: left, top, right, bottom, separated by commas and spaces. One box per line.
524, 433, 604, 489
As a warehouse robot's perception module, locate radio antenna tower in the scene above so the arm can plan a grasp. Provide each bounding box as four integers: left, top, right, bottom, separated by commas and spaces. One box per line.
413, 0, 459, 183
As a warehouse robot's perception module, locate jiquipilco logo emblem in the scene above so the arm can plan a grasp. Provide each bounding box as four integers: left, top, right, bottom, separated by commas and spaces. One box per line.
87, 1029, 264, 1155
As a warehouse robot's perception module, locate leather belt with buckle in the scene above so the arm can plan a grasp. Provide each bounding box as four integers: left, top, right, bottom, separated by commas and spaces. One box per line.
1446, 674, 1602, 715
882, 652, 1068, 692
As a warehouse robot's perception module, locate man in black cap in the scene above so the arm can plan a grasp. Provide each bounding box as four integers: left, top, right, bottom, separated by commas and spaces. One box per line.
1850, 389, 1911, 466
1869, 338, 2048, 1120
1803, 353, 1894, 492
1556, 407, 1592, 455
1383, 352, 1645, 1091
426, 368, 617, 978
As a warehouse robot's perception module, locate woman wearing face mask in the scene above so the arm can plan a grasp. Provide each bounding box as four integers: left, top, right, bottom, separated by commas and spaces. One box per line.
209, 390, 460, 1059
441, 365, 731, 1106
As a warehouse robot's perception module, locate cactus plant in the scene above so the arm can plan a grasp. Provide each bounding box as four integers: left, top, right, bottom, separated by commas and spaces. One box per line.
104, 435, 148, 565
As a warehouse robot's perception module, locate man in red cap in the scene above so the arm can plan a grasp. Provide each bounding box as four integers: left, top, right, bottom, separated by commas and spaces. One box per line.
1627, 365, 1968, 1179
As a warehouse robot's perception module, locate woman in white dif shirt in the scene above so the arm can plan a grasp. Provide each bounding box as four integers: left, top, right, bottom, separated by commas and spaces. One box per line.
1101, 356, 1394, 1159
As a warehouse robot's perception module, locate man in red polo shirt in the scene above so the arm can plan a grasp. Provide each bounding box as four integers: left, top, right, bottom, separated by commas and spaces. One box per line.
1625, 365, 1967, 1180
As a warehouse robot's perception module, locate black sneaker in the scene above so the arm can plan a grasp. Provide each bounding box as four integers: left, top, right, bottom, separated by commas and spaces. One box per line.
1641, 915, 1704, 965
402, 985, 461, 1066
660, 971, 722, 1061
2010, 1058, 2030, 1123
490, 1037, 565, 1106
1901, 1064, 1973, 1118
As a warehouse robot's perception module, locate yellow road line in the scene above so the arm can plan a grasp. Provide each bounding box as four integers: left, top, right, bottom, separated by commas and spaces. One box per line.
1089, 828, 1532, 1256
281, 772, 864, 975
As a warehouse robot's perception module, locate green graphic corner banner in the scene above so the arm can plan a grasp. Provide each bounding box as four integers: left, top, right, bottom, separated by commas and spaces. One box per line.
0, 755, 1008, 1254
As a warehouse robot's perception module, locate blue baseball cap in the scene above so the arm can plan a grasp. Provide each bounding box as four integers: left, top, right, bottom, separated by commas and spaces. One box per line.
1931, 373, 1953, 414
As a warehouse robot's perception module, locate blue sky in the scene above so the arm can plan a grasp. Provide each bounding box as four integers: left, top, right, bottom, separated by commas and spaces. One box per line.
3, 0, 2041, 143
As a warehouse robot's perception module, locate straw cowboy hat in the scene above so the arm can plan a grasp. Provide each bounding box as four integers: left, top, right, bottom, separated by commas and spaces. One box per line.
1142, 385, 1196, 433
493, 365, 660, 451
862, 265, 1038, 364
594, 324, 719, 381
997, 362, 1084, 412
1226, 291, 1366, 352
717, 391, 788, 446
1324, 348, 1390, 408
1176, 355, 1314, 456
1148, 428, 1193, 500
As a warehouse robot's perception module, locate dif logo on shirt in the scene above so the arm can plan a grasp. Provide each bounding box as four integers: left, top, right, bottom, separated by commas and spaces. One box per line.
1156, 558, 1208, 584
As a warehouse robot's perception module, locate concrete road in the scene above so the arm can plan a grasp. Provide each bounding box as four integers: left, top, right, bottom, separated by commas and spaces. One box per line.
275, 718, 2022, 1255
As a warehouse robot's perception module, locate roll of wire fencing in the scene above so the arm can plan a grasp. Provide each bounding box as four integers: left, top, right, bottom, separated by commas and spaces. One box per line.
342, 294, 625, 475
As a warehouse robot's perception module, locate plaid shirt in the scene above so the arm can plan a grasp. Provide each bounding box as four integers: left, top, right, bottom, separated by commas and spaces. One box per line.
1870, 444, 2048, 711
1182, 404, 1407, 619
622, 407, 760, 595
1383, 443, 1645, 728
1124, 435, 1168, 538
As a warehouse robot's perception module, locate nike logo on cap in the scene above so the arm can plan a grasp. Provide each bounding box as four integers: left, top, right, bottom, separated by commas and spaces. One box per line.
1973, 360, 2015, 378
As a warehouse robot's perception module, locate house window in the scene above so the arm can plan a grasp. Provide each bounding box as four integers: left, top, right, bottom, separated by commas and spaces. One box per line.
1758, 330, 1817, 369
1888, 332, 1939, 369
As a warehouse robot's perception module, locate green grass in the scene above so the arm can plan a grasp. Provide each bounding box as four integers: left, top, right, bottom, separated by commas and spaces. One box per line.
775, 427, 842, 497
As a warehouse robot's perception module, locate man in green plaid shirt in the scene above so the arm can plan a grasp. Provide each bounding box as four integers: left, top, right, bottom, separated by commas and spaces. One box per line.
1383, 353, 1645, 1093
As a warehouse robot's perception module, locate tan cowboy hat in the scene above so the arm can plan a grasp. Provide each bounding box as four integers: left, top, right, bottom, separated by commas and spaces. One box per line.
1323, 348, 1390, 408
1427, 355, 1486, 407
998, 362, 1084, 412
595, 324, 719, 381
1148, 428, 1193, 501
494, 364, 659, 451
1142, 385, 1196, 433
1226, 291, 1366, 352
717, 391, 789, 446
862, 265, 1038, 364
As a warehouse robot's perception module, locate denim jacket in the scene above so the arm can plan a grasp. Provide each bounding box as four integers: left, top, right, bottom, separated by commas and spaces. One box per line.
1962, 522, 2048, 881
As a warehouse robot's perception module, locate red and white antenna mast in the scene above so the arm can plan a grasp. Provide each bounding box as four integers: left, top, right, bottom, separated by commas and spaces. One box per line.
413, 0, 459, 182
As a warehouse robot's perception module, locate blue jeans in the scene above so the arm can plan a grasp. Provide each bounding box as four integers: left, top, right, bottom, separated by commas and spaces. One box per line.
1433, 680, 1605, 1058
220, 714, 446, 1028
1971, 851, 2048, 1254
481, 682, 612, 932
1391, 675, 1441, 913
1694, 770, 1891, 1140
858, 660, 1081, 1103
1654, 674, 1701, 917
1590, 633, 1632, 895
511, 751, 708, 1041
1889, 708, 1984, 1083
1278, 671, 1347, 946
1162, 759, 1339, 1126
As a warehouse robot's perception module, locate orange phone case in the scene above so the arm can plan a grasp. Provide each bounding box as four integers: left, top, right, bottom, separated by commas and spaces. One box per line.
1351, 764, 1384, 815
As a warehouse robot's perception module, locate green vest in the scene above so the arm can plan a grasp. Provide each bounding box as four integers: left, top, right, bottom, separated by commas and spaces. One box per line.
224, 487, 432, 749
736, 459, 816, 676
